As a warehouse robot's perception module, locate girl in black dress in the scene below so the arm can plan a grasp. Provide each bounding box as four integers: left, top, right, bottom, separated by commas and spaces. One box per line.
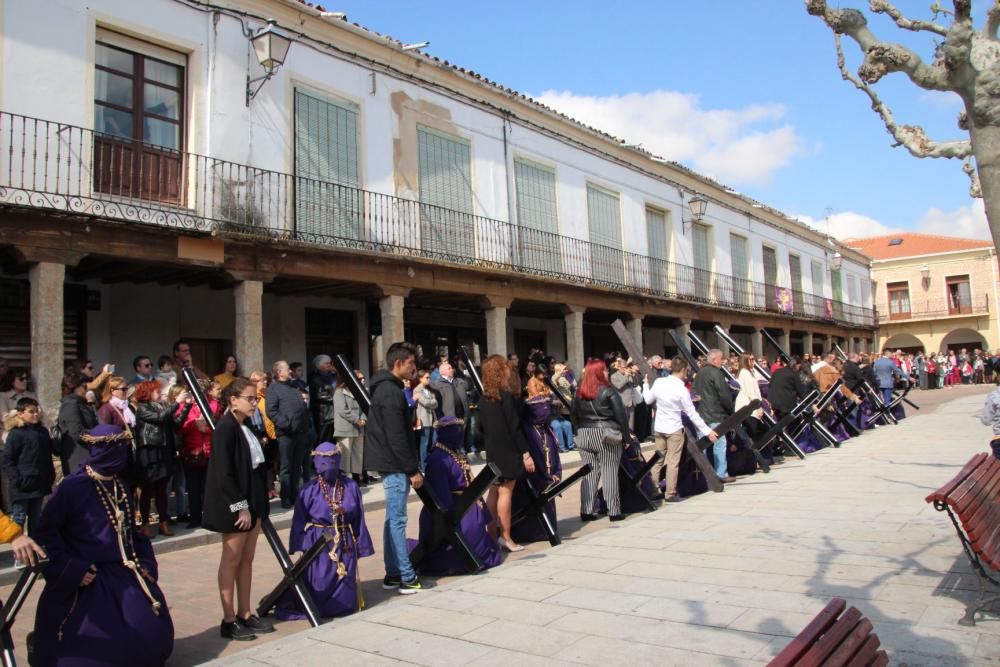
478, 355, 535, 552
202, 378, 273, 641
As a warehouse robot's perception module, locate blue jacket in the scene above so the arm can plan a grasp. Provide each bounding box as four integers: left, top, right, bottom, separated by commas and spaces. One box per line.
872, 357, 898, 389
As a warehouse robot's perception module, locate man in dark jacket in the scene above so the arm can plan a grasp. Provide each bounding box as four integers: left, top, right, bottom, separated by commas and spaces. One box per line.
691, 349, 736, 482
309, 354, 338, 441
769, 357, 812, 417
1, 397, 54, 535
365, 341, 423, 594
430, 361, 468, 420
266, 360, 315, 508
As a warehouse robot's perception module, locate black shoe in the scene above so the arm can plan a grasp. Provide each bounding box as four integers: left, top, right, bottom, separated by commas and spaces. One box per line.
280, 501, 293, 510
609, 514, 626, 522
399, 577, 422, 595
240, 614, 275, 634
650, 492, 665, 501
382, 575, 401, 590
176, 513, 191, 523
580, 513, 599, 522
220, 619, 257, 641
665, 495, 683, 503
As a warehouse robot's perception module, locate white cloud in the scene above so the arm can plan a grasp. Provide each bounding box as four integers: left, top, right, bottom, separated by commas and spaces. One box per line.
793, 211, 898, 240
794, 199, 991, 242
533, 89, 804, 187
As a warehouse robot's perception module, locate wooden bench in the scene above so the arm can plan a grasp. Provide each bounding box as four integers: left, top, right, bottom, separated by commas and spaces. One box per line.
925, 452, 1000, 626
767, 598, 888, 667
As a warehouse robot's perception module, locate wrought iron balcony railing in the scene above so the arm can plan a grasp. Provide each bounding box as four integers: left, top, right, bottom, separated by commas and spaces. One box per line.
0, 111, 876, 328
878, 295, 989, 323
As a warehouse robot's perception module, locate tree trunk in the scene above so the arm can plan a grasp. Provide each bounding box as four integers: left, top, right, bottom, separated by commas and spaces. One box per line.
970, 124, 1000, 252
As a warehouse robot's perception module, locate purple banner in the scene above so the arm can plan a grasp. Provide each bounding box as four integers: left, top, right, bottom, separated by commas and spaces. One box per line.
824, 299, 834, 320
775, 287, 793, 314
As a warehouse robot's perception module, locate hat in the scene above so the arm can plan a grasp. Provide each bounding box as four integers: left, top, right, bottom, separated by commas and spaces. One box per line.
434, 416, 465, 451
80, 424, 133, 446
80, 424, 133, 475
312, 441, 342, 482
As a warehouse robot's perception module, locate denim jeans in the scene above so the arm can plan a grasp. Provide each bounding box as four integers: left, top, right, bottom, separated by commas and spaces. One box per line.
418, 427, 435, 471
551, 417, 574, 451
10, 497, 43, 536
464, 411, 479, 453
381, 472, 416, 582
709, 422, 729, 478
881, 388, 894, 407
171, 468, 189, 516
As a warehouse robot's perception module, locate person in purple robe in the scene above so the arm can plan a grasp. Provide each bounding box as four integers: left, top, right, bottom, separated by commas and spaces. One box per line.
616, 435, 659, 513
31, 424, 173, 667
276, 442, 373, 620
412, 417, 502, 575
510, 381, 563, 543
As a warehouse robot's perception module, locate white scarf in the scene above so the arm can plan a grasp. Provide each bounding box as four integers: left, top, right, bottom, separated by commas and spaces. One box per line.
110, 396, 136, 427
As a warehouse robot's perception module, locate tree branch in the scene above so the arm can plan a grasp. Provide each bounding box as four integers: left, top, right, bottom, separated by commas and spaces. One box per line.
964, 158, 983, 197
869, 0, 948, 36
987, 1, 1000, 39
834, 34, 972, 159
807, 0, 952, 90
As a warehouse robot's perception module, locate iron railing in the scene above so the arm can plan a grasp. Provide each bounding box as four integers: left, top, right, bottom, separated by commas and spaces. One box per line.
879, 295, 989, 323
0, 110, 876, 328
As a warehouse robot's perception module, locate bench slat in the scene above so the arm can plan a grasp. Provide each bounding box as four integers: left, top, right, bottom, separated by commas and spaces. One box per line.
798, 607, 864, 666
767, 598, 846, 667
841, 632, 881, 667
926, 453, 989, 504
870, 650, 889, 667
949, 458, 997, 518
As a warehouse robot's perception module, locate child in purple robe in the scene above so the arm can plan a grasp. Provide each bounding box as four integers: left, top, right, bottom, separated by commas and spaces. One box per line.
511, 384, 563, 543
276, 442, 373, 619
32, 424, 173, 667
412, 417, 502, 575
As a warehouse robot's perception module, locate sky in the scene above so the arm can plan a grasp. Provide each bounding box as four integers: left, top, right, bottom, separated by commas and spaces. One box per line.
332, 0, 989, 241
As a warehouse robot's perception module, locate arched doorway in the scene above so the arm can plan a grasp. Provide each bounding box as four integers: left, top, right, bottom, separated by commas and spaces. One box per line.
883, 333, 925, 355
939, 328, 989, 354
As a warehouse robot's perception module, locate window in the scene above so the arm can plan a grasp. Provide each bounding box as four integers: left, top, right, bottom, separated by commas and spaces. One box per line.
847, 274, 859, 305
789, 254, 803, 302
729, 234, 749, 306
762, 245, 778, 311
691, 223, 711, 300
514, 158, 560, 272
830, 269, 844, 319
417, 126, 473, 258
887, 281, 911, 320
646, 206, 670, 293
810, 259, 825, 316
586, 184, 623, 285
93, 31, 185, 203
946, 274, 972, 314
294, 89, 361, 240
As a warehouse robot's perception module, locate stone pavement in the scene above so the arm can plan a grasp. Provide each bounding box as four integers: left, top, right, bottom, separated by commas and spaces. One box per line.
208, 387, 1000, 667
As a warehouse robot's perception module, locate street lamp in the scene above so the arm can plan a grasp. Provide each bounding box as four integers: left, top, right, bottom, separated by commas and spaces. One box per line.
246, 20, 292, 106
682, 194, 707, 234
831, 251, 843, 270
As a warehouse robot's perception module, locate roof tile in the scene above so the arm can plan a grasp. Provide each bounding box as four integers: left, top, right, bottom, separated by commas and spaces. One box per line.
845, 232, 993, 260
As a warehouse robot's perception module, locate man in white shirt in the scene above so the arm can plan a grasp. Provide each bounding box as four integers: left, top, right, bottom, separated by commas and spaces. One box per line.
642, 356, 718, 502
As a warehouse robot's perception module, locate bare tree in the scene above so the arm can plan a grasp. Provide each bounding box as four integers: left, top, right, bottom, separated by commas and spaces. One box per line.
807, 0, 1000, 247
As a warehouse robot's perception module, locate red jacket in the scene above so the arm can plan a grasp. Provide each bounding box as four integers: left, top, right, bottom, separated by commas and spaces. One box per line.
176, 400, 217, 469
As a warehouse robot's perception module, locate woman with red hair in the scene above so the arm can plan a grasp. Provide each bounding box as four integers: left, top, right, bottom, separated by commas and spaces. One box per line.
134, 380, 192, 537
573, 359, 630, 521
478, 354, 535, 551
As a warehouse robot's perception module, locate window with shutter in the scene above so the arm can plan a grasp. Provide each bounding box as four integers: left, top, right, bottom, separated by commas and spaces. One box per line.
417, 126, 474, 258
729, 234, 749, 306
762, 246, 778, 311
514, 158, 560, 273
811, 260, 825, 316
789, 255, 803, 292
646, 207, 670, 293
294, 89, 362, 241
586, 184, 623, 285
830, 269, 844, 319
691, 223, 711, 300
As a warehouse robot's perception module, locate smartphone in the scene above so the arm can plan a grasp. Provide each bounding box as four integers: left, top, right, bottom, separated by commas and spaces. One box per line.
108, 364, 116, 374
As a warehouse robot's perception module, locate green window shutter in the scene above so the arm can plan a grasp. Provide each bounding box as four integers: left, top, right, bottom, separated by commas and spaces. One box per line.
587, 184, 622, 285
729, 234, 749, 306
691, 223, 711, 299
417, 126, 473, 258
762, 246, 777, 287
646, 207, 669, 292
789, 255, 803, 293
294, 89, 361, 241
811, 260, 824, 294
514, 159, 560, 273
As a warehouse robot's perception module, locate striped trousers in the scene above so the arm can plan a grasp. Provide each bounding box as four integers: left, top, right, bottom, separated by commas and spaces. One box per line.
576, 427, 624, 516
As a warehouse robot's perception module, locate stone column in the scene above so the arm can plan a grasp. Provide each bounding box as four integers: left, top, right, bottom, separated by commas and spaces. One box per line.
778, 328, 790, 355
803, 331, 814, 357
481, 295, 513, 357
714, 322, 731, 357
674, 318, 692, 357
626, 314, 644, 359
751, 329, 764, 358
29, 262, 64, 420
563, 305, 586, 373
233, 281, 264, 375
376, 286, 410, 370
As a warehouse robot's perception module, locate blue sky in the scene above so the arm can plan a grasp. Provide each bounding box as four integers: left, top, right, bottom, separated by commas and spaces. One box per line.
333, 0, 987, 240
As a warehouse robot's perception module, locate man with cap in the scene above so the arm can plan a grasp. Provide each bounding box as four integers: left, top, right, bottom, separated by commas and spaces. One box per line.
276, 442, 373, 620
31, 424, 173, 666
412, 417, 502, 575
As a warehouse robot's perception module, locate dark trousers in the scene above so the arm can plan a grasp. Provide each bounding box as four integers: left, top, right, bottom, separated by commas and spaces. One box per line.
184, 465, 208, 522
139, 477, 170, 524
10, 497, 43, 536
279, 431, 312, 506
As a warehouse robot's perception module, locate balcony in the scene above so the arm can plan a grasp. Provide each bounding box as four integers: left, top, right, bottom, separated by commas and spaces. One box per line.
0, 111, 876, 329
878, 295, 990, 324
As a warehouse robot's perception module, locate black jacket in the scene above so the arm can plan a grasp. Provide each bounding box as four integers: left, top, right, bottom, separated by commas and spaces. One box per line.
692, 365, 735, 424
56, 393, 98, 473
135, 401, 189, 450
861, 364, 877, 389
769, 366, 810, 415
478, 391, 530, 479
310, 371, 338, 430
1, 416, 55, 500
364, 370, 418, 476
573, 385, 629, 435
431, 376, 469, 419
265, 380, 312, 437
202, 412, 270, 533
842, 361, 864, 393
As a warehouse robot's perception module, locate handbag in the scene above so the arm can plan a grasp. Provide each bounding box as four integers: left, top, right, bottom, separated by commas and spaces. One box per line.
589, 399, 624, 447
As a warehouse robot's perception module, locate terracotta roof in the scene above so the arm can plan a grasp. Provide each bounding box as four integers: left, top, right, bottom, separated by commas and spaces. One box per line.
844, 233, 993, 261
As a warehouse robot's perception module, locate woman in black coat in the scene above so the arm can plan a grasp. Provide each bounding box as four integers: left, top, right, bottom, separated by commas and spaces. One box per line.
202, 378, 273, 642
56, 374, 98, 475
478, 355, 535, 552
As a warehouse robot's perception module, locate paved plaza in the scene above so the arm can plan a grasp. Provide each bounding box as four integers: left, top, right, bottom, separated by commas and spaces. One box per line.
206, 387, 1000, 667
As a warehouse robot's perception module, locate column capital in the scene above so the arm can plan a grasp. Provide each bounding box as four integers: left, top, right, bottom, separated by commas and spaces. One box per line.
14, 245, 85, 267
562, 304, 587, 315
225, 270, 276, 284
375, 285, 412, 299
480, 294, 514, 310
627, 312, 646, 322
